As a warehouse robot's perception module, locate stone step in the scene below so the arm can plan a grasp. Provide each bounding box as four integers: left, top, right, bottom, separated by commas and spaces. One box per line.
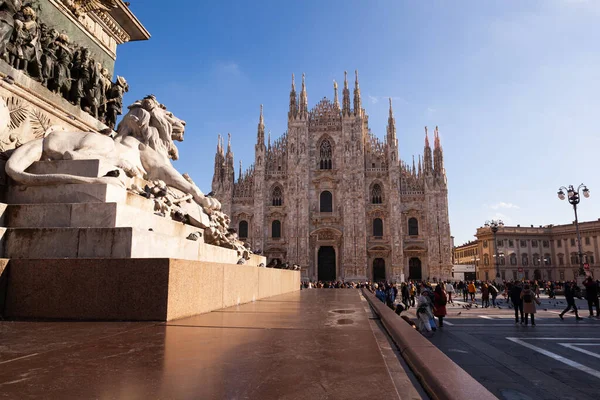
1, 226, 255, 266
7, 182, 152, 208
0, 202, 200, 239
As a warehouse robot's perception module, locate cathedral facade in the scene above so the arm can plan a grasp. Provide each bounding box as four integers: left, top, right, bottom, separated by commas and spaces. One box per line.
212, 72, 452, 282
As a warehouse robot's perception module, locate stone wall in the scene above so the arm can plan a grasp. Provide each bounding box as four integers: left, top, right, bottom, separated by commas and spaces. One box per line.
2, 258, 301, 321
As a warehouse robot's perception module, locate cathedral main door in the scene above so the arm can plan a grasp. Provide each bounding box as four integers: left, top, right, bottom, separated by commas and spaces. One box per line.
373, 258, 386, 282
318, 246, 336, 281
409, 257, 422, 281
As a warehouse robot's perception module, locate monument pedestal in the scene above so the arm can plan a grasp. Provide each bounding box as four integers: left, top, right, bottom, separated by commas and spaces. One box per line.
0, 159, 299, 321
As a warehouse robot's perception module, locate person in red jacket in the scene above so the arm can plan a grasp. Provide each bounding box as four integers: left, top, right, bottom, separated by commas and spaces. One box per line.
434, 284, 448, 327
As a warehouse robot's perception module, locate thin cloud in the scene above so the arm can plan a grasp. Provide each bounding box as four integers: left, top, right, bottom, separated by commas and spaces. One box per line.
368, 95, 379, 104
215, 61, 241, 76
490, 202, 520, 210
367, 95, 407, 105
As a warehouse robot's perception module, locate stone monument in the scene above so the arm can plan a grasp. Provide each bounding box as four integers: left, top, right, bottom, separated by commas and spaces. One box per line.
0, 1, 299, 321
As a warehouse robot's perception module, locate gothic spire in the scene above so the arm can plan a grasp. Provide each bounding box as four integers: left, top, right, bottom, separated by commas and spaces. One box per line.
227, 132, 232, 155
299, 73, 308, 117
386, 97, 396, 142
412, 155, 416, 175
333, 80, 339, 109
418, 154, 422, 177
238, 160, 242, 181
353, 70, 361, 116
268, 130, 271, 149
288, 73, 297, 119
257, 104, 265, 146
342, 70, 351, 116
424, 126, 433, 174
433, 126, 444, 175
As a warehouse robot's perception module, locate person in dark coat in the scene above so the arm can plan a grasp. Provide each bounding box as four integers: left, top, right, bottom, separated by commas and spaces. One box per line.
583, 277, 599, 318
559, 281, 584, 320
510, 282, 524, 324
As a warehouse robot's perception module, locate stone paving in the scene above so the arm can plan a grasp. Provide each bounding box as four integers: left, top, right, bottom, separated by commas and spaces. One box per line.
0, 289, 426, 399
403, 295, 600, 400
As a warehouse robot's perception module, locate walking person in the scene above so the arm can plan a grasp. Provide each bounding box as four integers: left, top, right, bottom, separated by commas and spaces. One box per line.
489, 283, 499, 307
468, 281, 476, 302
510, 281, 524, 324
583, 276, 599, 318
416, 285, 435, 334
434, 284, 448, 327
401, 282, 410, 310
409, 282, 417, 307
559, 281, 584, 321
445, 281, 455, 304
520, 284, 541, 326
482, 282, 490, 308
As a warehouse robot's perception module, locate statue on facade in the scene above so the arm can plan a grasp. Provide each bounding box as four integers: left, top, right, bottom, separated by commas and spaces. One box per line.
50, 32, 73, 98
0, 0, 21, 59
6, 5, 42, 80
39, 25, 59, 87
60, 0, 118, 17
69, 46, 91, 107
104, 75, 128, 130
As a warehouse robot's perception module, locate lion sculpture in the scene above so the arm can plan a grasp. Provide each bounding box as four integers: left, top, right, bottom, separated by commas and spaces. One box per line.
4, 95, 220, 212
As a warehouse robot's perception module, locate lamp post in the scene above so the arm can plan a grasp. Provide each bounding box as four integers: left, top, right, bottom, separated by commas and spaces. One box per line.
558, 184, 590, 277
485, 219, 504, 283
472, 255, 480, 281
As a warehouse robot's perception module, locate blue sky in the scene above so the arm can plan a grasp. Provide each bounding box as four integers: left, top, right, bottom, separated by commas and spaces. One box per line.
115, 0, 599, 245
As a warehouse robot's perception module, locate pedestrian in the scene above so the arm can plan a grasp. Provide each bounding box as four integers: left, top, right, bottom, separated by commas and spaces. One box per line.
468, 281, 476, 302
520, 284, 541, 326
583, 276, 599, 318
434, 284, 448, 327
510, 281, 524, 324
401, 282, 410, 310
375, 284, 386, 303
445, 280, 455, 304
482, 282, 490, 308
489, 283, 499, 307
409, 282, 416, 307
416, 286, 435, 334
559, 281, 584, 321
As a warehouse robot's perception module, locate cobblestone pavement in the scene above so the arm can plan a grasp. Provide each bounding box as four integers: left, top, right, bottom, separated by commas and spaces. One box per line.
401, 295, 600, 400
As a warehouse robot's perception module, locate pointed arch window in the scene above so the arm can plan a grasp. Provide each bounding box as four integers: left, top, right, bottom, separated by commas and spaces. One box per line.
408, 218, 419, 236
320, 191, 333, 212
238, 220, 248, 239
373, 218, 383, 237
272, 220, 281, 238
319, 139, 332, 170
371, 184, 383, 204
272, 186, 283, 206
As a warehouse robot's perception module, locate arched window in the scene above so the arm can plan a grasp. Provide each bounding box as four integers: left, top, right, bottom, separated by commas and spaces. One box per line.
570, 253, 579, 265
500, 255, 506, 265
272, 220, 281, 238
319, 139, 332, 170
408, 218, 419, 236
373, 218, 383, 237
320, 191, 333, 212
510, 253, 517, 265
483, 254, 490, 265
238, 220, 248, 239
371, 184, 382, 204
272, 186, 283, 206
522, 253, 529, 266
533, 253, 540, 266
544, 253, 551, 265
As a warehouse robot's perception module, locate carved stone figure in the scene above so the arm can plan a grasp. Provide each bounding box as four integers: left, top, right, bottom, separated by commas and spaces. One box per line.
4, 96, 221, 214
7, 5, 42, 80
104, 75, 128, 130
0, 0, 21, 59
69, 46, 92, 107
40, 26, 59, 86
51, 33, 73, 98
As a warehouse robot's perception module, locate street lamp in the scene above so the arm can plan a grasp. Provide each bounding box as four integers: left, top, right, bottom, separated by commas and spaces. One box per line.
485, 219, 504, 283
472, 256, 480, 280
558, 184, 590, 277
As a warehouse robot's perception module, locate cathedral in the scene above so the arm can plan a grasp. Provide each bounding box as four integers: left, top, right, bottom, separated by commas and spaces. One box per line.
212, 71, 452, 282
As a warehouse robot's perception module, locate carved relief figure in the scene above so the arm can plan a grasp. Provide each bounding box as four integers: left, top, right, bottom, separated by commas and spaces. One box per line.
0, 0, 21, 58
7, 5, 42, 79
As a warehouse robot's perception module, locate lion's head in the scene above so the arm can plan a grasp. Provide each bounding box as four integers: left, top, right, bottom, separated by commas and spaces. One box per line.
115, 96, 186, 161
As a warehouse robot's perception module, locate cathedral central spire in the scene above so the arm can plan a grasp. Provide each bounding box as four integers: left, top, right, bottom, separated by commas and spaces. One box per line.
353, 70, 361, 116
386, 97, 396, 142
424, 126, 433, 174
342, 70, 351, 116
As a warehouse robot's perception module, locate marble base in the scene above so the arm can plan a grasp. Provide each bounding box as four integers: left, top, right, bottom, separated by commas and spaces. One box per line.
3, 258, 300, 321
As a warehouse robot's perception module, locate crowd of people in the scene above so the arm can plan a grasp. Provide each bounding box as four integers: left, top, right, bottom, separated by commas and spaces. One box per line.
301, 276, 600, 335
